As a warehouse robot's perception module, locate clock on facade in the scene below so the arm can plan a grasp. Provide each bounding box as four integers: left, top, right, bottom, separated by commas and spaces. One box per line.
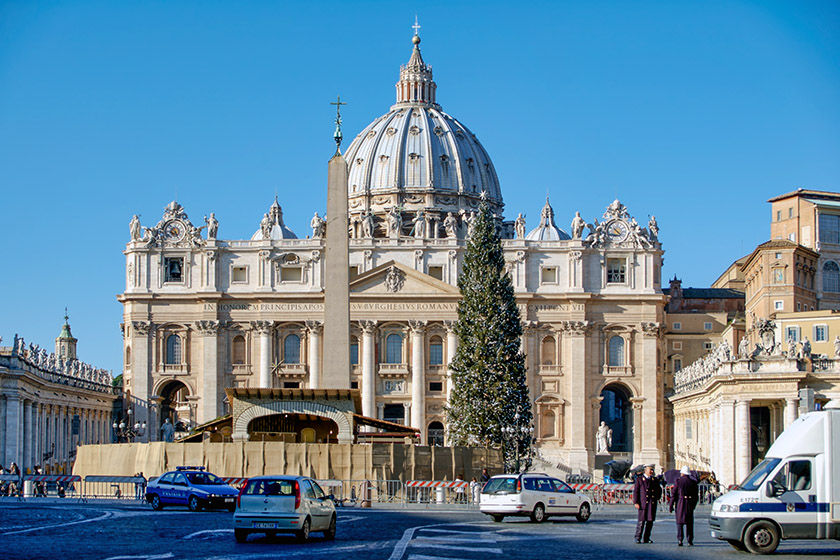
606, 219, 629, 242
163, 220, 186, 242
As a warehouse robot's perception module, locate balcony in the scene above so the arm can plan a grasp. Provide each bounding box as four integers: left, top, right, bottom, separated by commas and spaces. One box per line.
601, 365, 633, 377
538, 364, 563, 375
276, 364, 308, 379
378, 363, 409, 378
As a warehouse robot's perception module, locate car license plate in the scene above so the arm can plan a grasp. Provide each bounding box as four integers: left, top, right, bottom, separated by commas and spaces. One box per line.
254, 522, 277, 529
225, 498, 234, 502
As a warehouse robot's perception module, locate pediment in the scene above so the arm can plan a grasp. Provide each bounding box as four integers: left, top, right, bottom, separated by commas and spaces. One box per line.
350, 261, 460, 295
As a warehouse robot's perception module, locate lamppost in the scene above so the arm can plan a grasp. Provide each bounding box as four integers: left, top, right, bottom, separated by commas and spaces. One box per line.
503, 406, 535, 473
113, 409, 147, 442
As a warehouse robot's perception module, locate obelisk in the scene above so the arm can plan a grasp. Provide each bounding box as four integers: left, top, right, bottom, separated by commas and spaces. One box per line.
322, 97, 351, 389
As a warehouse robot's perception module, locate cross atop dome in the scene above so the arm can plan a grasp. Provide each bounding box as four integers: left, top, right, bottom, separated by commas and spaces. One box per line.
396, 21, 437, 107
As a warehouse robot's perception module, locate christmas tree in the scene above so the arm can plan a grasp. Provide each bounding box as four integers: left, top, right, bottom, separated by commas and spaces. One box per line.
446, 200, 533, 472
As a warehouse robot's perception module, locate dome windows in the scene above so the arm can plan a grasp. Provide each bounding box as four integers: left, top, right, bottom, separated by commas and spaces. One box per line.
409, 125, 421, 135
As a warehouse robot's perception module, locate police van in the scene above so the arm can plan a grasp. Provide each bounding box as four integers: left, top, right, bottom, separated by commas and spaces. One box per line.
710, 400, 840, 553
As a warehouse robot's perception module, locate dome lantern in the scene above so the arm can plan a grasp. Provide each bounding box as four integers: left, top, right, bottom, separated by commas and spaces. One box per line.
396, 26, 437, 107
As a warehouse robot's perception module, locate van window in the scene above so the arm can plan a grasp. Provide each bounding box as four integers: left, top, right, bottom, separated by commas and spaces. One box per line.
535, 478, 555, 492
739, 458, 781, 491
551, 479, 574, 493
483, 477, 519, 494
773, 460, 812, 492
523, 478, 536, 491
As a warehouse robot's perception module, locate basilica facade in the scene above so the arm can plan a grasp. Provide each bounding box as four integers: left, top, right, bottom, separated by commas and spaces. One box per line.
119, 32, 668, 473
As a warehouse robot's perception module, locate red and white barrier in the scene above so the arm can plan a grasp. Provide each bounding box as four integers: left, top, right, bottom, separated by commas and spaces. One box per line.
406, 480, 469, 488
222, 477, 248, 488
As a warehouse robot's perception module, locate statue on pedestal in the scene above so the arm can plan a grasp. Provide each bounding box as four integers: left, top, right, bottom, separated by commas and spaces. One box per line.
310, 212, 325, 238
129, 215, 142, 241
514, 213, 526, 239
596, 421, 612, 454
443, 212, 458, 239
571, 211, 585, 240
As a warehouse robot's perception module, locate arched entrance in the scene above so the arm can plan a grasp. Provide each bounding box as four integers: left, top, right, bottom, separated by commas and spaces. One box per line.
600, 384, 633, 453
247, 413, 339, 443
428, 421, 444, 446
159, 380, 191, 435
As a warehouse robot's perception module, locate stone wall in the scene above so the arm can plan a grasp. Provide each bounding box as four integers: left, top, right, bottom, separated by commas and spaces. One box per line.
73, 442, 503, 481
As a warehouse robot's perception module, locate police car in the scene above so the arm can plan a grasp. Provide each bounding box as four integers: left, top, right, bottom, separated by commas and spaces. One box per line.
145, 466, 239, 512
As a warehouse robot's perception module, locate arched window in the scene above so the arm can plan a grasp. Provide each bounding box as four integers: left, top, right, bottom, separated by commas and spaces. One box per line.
350, 336, 359, 365
541, 336, 556, 365
165, 334, 181, 365
823, 261, 840, 293
429, 336, 443, 365
386, 333, 403, 364
428, 421, 445, 446
284, 334, 301, 364
608, 336, 625, 367
232, 335, 246, 365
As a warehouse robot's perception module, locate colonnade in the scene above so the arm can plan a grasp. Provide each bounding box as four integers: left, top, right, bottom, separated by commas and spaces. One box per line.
0, 394, 113, 474
672, 396, 800, 487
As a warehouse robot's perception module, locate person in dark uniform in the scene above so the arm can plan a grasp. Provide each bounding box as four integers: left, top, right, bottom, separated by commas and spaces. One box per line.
669, 466, 699, 546
633, 464, 662, 543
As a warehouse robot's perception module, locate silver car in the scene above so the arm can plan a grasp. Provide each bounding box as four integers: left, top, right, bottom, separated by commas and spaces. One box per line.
233, 476, 336, 543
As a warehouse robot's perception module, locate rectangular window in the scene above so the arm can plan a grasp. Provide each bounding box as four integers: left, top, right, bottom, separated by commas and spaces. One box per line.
785, 326, 800, 343
350, 381, 359, 389
232, 266, 248, 283
704, 322, 713, 331
673, 341, 682, 350
775, 252, 782, 259
349, 266, 359, 280
429, 382, 443, 392
350, 343, 359, 365
797, 302, 801, 311
606, 258, 626, 283
789, 207, 794, 219
672, 322, 682, 330
776, 210, 781, 221
164, 257, 184, 283
541, 267, 557, 284
814, 325, 828, 342
774, 300, 784, 310
428, 265, 443, 281
429, 342, 443, 365
282, 382, 300, 389
819, 214, 840, 244
686, 418, 692, 440
704, 342, 714, 350
789, 233, 796, 242
673, 358, 682, 372
280, 267, 302, 282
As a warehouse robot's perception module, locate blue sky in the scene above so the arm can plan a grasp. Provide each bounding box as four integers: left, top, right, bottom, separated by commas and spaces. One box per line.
1, 0, 839, 374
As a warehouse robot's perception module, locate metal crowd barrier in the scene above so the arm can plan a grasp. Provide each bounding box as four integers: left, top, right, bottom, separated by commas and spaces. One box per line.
221, 477, 249, 490
22, 474, 82, 500
405, 480, 478, 507
81, 476, 147, 501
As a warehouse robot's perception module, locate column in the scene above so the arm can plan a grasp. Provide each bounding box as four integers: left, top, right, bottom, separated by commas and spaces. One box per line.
252, 321, 273, 389
409, 320, 426, 444
565, 322, 590, 470
639, 324, 662, 465
131, 321, 152, 442
23, 400, 33, 473
377, 403, 385, 421
784, 397, 799, 429
198, 321, 220, 424
306, 321, 323, 390
360, 321, 377, 419
403, 402, 411, 428
736, 399, 751, 483
631, 398, 645, 463
4, 394, 20, 469
719, 400, 735, 486
0, 397, 6, 466
444, 321, 457, 403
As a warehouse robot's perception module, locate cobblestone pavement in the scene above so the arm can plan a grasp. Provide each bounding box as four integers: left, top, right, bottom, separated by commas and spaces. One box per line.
0, 500, 837, 559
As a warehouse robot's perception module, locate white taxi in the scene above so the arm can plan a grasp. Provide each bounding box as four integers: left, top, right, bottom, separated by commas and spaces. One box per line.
479, 473, 591, 523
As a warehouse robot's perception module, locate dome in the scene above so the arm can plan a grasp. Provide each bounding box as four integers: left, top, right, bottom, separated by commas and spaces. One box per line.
343, 32, 503, 223
251, 198, 297, 240
526, 198, 570, 241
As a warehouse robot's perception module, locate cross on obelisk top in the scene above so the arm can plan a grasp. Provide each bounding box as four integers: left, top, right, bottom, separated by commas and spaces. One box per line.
412, 15, 421, 36
331, 95, 347, 154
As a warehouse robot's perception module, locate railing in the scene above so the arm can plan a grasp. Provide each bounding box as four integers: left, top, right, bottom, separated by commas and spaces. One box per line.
378, 363, 409, 377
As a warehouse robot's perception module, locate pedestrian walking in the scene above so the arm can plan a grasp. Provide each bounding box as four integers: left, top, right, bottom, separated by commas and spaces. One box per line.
669, 466, 699, 546
633, 464, 661, 544
470, 477, 480, 504
135, 472, 147, 500
480, 468, 490, 484
455, 473, 466, 503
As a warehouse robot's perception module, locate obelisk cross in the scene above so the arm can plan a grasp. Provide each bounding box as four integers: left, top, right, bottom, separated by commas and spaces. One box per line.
331, 96, 347, 154
412, 15, 421, 36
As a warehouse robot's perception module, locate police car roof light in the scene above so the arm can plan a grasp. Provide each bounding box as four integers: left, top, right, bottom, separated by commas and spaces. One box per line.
176, 466, 206, 471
